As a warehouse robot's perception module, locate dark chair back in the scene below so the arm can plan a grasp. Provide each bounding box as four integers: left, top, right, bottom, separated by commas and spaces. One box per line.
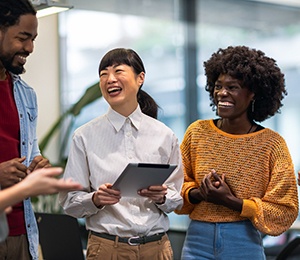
35, 212, 85, 260
276, 236, 300, 260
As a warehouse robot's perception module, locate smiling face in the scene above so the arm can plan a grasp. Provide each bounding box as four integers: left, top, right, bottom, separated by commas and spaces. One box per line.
0, 14, 38, 77
99, 63, 145, 116
214, 74, 254, 122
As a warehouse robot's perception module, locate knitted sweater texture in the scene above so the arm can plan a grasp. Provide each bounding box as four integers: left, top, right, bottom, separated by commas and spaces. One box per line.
176, 119, 298, 236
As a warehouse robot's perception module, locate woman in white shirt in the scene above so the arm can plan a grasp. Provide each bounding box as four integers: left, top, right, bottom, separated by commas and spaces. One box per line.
59, 48, 183, 260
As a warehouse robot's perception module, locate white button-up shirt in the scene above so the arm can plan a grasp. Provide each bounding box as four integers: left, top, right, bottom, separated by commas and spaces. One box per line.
59, 105, 183, 237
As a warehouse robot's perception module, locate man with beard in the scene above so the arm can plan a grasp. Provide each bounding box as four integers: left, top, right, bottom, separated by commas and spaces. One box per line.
0, 1, 51, 259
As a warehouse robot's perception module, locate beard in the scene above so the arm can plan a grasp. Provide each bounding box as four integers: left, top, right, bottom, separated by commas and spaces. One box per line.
0, 53, 26, 75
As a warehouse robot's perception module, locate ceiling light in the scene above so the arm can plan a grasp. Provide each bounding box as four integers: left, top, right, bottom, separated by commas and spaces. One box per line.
249, 0, 300, 8
30, 0, 73, 18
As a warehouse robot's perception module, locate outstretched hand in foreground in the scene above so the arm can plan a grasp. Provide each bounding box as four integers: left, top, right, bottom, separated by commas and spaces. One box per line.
0, 167, 82, 212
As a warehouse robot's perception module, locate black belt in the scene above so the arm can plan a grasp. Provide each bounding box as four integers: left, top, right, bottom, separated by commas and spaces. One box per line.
90, 231, 165, 246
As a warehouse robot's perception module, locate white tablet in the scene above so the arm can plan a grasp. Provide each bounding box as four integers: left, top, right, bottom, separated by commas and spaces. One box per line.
112, 163, 177, 197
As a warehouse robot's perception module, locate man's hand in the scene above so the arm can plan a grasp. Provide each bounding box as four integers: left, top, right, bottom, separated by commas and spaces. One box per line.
0, 157, 27, 188
27, 155, 51, 174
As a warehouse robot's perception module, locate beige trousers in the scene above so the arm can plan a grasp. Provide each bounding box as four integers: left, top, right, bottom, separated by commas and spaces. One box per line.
86, 233, 173, 260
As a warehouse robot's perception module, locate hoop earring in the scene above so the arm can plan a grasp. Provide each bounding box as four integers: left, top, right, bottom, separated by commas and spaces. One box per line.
252, 100, 255, 113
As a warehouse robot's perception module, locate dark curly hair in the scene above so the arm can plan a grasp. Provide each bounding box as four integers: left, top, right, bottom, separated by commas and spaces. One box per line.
204, 45, 287, 122
0, 0, 36, 31
99, 48, 159, 119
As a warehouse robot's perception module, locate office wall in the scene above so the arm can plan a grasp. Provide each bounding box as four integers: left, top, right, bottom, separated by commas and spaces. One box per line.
22, 15, 60, 163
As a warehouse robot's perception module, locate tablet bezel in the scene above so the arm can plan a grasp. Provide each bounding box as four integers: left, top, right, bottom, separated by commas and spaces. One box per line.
112, 163, 177, 197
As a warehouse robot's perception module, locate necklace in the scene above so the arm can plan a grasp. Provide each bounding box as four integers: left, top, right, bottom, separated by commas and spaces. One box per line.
246, 124, 254, 134
218, 119, 255, 134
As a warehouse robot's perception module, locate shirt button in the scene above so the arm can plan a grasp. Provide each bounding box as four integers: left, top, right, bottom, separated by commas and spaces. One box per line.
22, 141, 25, 145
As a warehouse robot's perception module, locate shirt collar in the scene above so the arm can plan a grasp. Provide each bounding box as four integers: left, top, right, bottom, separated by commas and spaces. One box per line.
8, 72, 20, 82
107, 106, 142, 132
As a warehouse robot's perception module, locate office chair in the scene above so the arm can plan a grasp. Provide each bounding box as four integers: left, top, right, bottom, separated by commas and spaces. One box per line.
276, 236, 300, 260
35, 212, 85, 260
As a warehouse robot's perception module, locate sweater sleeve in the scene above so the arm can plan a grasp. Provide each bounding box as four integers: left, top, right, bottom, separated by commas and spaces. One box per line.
157, 133, 184, 213
175, 124, 197, 215
240, 137, 298, 236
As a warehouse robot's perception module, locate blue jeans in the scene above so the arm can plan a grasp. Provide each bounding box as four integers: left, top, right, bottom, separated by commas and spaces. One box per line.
181, 220, 266, 260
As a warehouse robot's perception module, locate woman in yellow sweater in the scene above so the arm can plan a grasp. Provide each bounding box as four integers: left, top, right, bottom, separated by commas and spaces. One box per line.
175, 45, 298, 259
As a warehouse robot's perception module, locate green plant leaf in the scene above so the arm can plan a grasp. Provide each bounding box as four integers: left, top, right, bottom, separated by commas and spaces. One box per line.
39, 82, 102, 153
69, 82, 101, 116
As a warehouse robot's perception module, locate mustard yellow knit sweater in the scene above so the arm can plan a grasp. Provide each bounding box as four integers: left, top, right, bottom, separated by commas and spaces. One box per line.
176, 119, 299, 236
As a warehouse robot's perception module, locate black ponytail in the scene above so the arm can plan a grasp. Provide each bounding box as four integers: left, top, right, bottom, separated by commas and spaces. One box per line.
137, 89, 159, 119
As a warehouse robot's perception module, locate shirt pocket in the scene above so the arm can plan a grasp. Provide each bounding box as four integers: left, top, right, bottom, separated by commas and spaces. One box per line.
26, 106, 37, 122
24, 106, 38, 147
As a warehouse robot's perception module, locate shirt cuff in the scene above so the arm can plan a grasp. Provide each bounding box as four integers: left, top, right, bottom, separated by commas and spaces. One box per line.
81, 192, 102, 214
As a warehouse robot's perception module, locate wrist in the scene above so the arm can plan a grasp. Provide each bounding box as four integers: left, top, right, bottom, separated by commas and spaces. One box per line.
225, 195, 243, 212
92, 192, 102, 208
155, 195, 166, 205
189, 188, 202, 204
17, 181, 31, 198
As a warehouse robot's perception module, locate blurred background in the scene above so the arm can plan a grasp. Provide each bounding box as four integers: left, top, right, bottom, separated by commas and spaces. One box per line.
25, 0, 300, 258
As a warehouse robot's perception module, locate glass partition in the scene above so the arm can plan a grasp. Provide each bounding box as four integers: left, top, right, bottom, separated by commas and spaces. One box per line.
59, 0, 300, 230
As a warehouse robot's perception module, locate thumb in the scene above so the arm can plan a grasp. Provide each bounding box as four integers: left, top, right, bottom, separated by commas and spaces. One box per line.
18, 156, 26, 163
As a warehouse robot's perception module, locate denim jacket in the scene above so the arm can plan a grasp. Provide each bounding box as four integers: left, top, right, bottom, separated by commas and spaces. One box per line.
11, 73, 40, 260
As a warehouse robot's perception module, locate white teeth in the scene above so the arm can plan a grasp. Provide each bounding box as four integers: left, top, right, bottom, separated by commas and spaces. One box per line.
218, 101, 233, 107
108, 87, 121, 93
17, 55, 26, 62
